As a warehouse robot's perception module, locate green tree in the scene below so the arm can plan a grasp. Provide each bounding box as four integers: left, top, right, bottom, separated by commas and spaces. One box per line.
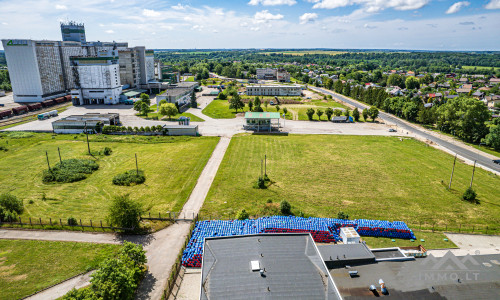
229, 93, 244, 113
139, 93, 150, 106
275, 105, 280, 112
159, 103, 178, 120
352, 107, 360, 121
405, 76, 420, 90
362, 108, 369, 121
462, 187, 477, 203
325, 107, 334, 120
387, 74, 405, 88
140, 102, 150, 116
417, 107, 436, 124
190, 91, 197, 108
254, 96, 261, 107
483, 125, 500, 151
119, 241, 147, 267
283, 107, 288, 116
316, 109, 324, 120
236, 209, 249, 220
334, 80, 343, 94
0, 193, 24, 216
248, 99, 253, 111
344, 107, 350, 117
280, 200, 291, 215
333, 109, 342, 116
108, 195, 143, 230
264, 100, 269, 111
133, 100, 143, 113
158, 99, 167, 106
306, 108, 315, 120
218, 92, 227, 100
368, 106, 379, 121
337, 211, 349, 220
402, 102, 419, 121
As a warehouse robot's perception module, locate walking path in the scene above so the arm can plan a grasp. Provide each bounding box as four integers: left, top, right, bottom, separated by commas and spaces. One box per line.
5, 136, 232, 300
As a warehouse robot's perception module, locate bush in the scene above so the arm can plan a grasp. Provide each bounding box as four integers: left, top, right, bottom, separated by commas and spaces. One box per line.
67, 217, 78, 226
42, 159, 99, 183
236, 209, 249, 220
0, 145, 7, 151
0, 193, 24, 215
218, 93, 227, 100
337, 211, 349, 220
103, 147, 112, 156
280, 200, 291, 215
112, 170, 146, 186
254, 177, 266, 189
108, 195, 143, 230
462, 187, 477, 202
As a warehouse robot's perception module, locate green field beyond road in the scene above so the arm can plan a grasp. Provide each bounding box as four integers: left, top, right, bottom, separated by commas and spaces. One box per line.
0, 240, 120, 300
0, 133, 219, 221
201, 134, 500, 230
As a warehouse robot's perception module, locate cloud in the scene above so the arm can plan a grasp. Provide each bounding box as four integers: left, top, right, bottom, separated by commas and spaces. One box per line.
364, 23, 377, 29
459, 21, 474, 25
171, 3, 187, 10
250, 27, 261, 31
1, 22, 8, 25
240, 22, 249, 27
485, 0, 500, 9
254, 10, 284, 23
299, 13, 318, 24
55, 4, 67, 10
446, 1, 470, 14
249, 0, 296, 5
142, 9, 161, 17
309, 0, 429, 12
426, 23, 437, 28
105, 30, 114, 34
398, 27, 409, 30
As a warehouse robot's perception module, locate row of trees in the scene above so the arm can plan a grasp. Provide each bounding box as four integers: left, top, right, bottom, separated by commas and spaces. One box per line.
102, 125, 165, 134
0, 70, 11, 91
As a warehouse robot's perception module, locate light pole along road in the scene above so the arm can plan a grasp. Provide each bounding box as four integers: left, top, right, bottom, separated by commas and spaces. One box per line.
309, 86, 500, 174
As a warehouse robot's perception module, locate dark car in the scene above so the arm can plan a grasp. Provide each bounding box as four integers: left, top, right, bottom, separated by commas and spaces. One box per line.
493, 160, 500, 165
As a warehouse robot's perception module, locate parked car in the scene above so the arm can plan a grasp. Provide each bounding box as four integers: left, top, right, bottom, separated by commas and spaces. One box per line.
388, 128, 397, 132
493, 160, 500, 165
269, 101, 275, 105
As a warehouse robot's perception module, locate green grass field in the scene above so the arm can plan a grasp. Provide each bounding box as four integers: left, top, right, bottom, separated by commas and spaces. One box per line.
143, 105, 205, 122
461, 66, 499, 71
0, 240, 119, 300
362, 231, 457, 249
0, 133, 219, 221
263, 50, 346, 56
202, 100, 251, 119
201, 134, 500, 232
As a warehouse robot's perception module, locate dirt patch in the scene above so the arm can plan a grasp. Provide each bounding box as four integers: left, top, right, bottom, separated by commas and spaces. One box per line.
322, 100, 328, 103
302, 99, 311, 103
0, 264, 15, 272
342, 200, 354, 205
8, 274, 28, 281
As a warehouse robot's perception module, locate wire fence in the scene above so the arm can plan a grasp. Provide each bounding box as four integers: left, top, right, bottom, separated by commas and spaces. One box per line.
0, 216, 134, 232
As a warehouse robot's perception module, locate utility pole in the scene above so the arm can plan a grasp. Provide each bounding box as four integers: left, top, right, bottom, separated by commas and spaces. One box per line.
45, 151, 51, 171
85, 121, 91, 155
135, 153, 139, 176
58, 147, 62, 164
261, 159, 263, 180
264, 154, 267, 177
470, 161, 476, 188
448, 154, 457, 190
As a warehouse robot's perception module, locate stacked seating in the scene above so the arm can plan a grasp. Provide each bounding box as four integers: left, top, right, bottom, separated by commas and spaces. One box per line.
181, 216, 415, 267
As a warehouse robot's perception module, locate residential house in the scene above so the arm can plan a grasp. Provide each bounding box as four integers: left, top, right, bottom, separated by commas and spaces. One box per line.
472, 91, 485, 100
485, 95, 500, 109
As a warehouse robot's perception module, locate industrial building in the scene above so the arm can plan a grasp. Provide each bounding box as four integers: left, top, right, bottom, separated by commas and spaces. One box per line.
52, 113, 119, 134
246, 84, 302, 96
256, 68, 290, 82
70, 50, 122, 105
200, 233, 342, 300
244, 112, 281, 132
2, 22, 158, 104
155, 82, 199, 106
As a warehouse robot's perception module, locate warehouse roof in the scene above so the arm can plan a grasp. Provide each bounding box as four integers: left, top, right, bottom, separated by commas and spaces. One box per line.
160, 88, 191, 97
244, 112, 281, 119
200, 233, 342, 300
122, 89, 147, 97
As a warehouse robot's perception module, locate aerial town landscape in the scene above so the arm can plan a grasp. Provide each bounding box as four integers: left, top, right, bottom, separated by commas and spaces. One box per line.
0, 0, 499, 299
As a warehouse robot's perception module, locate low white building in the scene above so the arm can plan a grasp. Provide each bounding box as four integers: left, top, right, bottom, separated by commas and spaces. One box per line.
246, 84, 302, 96
52, 113, 120, 134
256, 68, 277, 80
340, 227, 360, 244
70, 50, 122, 105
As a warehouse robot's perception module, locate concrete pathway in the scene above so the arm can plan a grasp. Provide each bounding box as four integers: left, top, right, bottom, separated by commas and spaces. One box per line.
428, 233, 500, 257
1, 135, 232, 300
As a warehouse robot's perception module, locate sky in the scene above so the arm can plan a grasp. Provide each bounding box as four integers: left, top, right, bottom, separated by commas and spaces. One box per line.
1, 0, 499, 51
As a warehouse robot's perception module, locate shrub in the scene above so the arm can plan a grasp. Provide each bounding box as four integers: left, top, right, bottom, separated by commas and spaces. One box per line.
112, 170, 146, 186
103, 147, 112, 156
236, 209, 249, 220
254, 177, 266, 189
337, 211, 349, 220
108, 195, 143, 230
463, 187, 477, 202
144, 126, 151, 132
42, 159, 99, 183
0, 145, 7, 152
67, 217, 78, 226
306, 108, 315, 120
0, 193, 24, 215
280, 200, 291, 215
28, 200, 34, 204
218, 93, 227, 100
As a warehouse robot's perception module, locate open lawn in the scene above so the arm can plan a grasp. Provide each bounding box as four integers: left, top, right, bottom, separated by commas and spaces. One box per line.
202, 99, 251, 119
201, 134, 500, 232
0, 133, 219, 221
0, 239, 119, 300
143, 105, 205, 122
263, 50, 346, 56
362, 231, 457, 250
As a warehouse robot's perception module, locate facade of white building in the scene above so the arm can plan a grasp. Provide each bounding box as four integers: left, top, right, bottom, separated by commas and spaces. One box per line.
246, 85, 302, 96
256, 68, 277, 80
70, 50, 122, 105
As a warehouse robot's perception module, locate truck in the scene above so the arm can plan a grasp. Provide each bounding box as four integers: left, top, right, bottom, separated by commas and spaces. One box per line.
37, 110, 58, 120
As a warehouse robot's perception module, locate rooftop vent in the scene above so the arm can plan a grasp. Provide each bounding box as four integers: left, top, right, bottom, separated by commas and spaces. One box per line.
251, 260, 260, 271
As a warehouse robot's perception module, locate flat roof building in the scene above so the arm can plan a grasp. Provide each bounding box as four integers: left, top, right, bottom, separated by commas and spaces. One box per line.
60, 21, 86, 43
244, 111, 281, 132
200, 233, 342, 300
52, 113, 119, 134
246, 84, 302, 96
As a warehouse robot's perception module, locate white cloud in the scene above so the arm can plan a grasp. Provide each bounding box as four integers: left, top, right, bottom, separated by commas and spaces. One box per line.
1, 22, 8, 25
142, 9, 161, 17
254, 10, 284, 23
240, 22, 249, 27
55, 4, 68, 10
364, 23, 376, 29
309, 0, 429, 12
299, 13, 318, 24
250, 27, 261, 31
105, 29, 114, 34
172, 3, 186, 10
485, 0, 500, 9
446, 1, 470, 14
249, 0, 296, 6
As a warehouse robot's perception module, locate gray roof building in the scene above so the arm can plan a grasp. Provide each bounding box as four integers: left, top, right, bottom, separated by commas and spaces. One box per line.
200, 233, 342, 300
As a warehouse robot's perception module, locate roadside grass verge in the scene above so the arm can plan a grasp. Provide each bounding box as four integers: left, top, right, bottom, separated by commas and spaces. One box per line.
201, 134, 500, 232
0, 239, 120, 300
362, 231, 457, 250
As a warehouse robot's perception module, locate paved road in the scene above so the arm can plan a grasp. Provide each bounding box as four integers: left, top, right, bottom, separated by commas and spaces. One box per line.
310, 86, 500, 173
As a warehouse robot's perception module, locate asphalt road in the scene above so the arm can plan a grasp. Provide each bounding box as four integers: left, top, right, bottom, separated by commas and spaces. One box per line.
310, 86, 500, 173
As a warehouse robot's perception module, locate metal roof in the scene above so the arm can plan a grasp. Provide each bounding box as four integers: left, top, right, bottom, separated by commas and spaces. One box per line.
244, 112, 281, 119
122, 89, 147, 97
200, 233, 342, 300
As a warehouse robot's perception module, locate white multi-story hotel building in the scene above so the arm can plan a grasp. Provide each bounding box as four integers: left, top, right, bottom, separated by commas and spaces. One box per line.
246, 84, 302, 96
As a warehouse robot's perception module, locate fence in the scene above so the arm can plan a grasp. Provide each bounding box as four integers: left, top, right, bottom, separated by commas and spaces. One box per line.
162, 213, 199, 300
0, 216, 134, 232
140, 211, 196, 222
